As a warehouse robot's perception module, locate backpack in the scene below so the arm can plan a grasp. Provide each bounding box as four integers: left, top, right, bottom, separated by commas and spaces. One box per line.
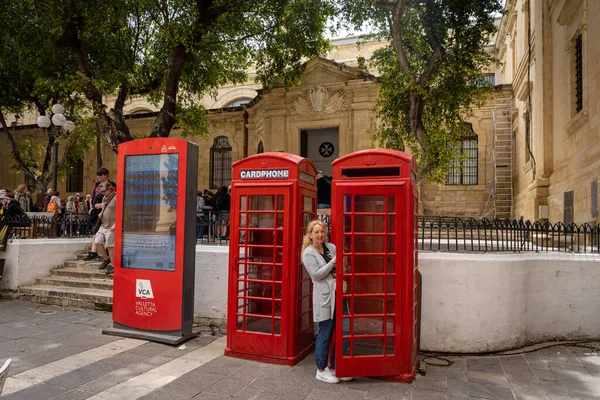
47, 199, 58, 213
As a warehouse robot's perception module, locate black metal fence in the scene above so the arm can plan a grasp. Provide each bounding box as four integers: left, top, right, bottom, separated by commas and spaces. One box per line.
0, 214, 231, 245
318, 214, 600, 254
3, 214, 599, 253
1, 214, 92, 239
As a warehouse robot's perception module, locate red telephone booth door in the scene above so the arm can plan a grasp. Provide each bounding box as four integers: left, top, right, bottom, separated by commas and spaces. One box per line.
229, 186, 291, 358
333, 184, 407, 378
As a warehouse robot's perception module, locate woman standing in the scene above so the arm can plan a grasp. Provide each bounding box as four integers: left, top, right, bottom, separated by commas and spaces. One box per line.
301, 220, 352, 384
14, 184, 29, 212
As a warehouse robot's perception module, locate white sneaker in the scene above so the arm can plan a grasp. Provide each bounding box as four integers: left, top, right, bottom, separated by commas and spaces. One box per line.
327, 367, 354, 381
316, 368, 339, 384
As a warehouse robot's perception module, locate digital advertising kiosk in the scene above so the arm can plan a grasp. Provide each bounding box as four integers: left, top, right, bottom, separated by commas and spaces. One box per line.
103, 138, 198, 345
225, 152, 318, 365
331, 149, 420, 382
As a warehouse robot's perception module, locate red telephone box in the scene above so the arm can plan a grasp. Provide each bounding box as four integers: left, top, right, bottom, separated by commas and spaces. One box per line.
331, 149, 419, 382
225, 152, 318, 365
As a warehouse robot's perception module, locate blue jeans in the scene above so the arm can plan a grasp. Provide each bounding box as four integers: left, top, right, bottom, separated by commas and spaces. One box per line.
315, 316, 335, 370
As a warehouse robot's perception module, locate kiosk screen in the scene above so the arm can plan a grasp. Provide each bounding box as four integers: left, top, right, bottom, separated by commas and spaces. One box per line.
121, 154, 179, 271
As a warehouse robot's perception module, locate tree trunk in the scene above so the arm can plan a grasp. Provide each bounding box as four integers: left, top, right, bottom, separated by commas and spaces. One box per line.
150, 43, 189, 138
96, 134, 104, 169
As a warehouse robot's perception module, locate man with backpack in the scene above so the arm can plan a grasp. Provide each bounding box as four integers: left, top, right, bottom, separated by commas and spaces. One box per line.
84, 168, 116, 261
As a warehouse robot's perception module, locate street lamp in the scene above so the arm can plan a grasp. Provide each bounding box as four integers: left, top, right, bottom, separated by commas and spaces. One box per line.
36, 104, 75, 192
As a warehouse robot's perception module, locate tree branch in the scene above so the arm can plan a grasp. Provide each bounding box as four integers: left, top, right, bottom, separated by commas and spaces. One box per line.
389, 0, 412, 75
418, 0, 443, 86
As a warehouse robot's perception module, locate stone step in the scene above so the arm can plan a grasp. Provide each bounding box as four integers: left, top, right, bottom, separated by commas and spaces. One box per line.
51, 267, 111, 279
18, 285, 113, 311
35, 275, 113, 290
63, 259, 106, 269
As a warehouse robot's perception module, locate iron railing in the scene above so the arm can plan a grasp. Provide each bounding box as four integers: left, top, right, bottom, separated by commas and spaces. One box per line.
4, 214, 599, 253
1, 214, 231, 245
318, 215, 600, 254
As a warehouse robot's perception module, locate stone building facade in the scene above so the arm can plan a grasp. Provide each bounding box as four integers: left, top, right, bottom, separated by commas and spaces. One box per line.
1, 1, 599, 223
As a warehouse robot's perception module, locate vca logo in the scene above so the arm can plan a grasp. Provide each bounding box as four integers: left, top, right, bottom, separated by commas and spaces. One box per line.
136, 279, 154, 299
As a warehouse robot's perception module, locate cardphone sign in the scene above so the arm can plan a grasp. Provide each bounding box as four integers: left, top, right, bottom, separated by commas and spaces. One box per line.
103, 138, 198, 345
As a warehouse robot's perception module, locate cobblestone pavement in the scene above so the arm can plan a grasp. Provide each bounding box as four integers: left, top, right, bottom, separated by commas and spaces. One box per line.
1, 299, 600, 399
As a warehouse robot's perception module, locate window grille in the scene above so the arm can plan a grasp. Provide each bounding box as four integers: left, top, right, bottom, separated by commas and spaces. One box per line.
66, 158, 84, 192
483, 74, 495, 86
224, 98, 252, 108
446, 135, 478, 185
210, 136, 232, 189
575, 34, 583, 113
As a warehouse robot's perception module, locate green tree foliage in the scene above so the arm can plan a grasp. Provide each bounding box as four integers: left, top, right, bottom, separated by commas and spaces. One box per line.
336, 0, 502, 183
1, 0, 337, 157
0, 0, 95, 192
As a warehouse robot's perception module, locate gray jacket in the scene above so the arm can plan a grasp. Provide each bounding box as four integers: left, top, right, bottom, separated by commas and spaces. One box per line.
302, 243, 336, 322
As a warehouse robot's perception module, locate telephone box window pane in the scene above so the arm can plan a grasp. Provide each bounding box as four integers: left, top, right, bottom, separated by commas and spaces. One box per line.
354, 236, 385, 253
240, 196, 247, 210
303, 213, 312, 227
353, 255, 385, 274
246, 264, 273, 281
276, 213, 284, 228
237, 280, 244, 293
386, 217, 395, 233
239, 213, 246, 227
386, 256, 396, 273
386, 277, 395, 293
353, 276, 384, 295
245, 317, 272, 334
237, 315, 243, 330
247, 299, 274, 315
386, 196, 395, 213
249, 196, 274, 210
344, 216, 352, 232
303, 196, 313, 212
354, 215, 385, 233
121, 154, 178, 271
386, 317, 395, 334
354, 196, 385, 213
387, 235, 395, 252
353, 338, 383, 356
343, 195, 353, 213
277, 195, 284, 210
385, 338, 395, 355
238, 231, 247, 244
273, 319, 281, 335
273, 267, 282, 283
274, 284, 282, 299
275, 248, 283, 264
354, 317, 385, 335
386, 297, 395, 314
301, 296, 311, 313
249, 213, 276, 228
301, 313, 311, 329
354, 297, 384, 314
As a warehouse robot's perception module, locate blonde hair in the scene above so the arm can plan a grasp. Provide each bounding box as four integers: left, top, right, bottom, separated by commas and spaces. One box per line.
301, 219, 328, 254
15, 184, 27, 194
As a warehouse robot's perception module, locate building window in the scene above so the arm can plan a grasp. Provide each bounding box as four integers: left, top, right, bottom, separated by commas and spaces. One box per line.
210, 136, 232, 189
66, 158, 84, 192
575, 33, 583, 113
257, 141, 264, 154
483, 73, 495, 86
224, 98, 252, 108
446, 135, 478, 186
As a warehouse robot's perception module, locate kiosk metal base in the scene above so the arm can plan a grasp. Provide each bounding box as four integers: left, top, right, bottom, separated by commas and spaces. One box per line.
103, 326, 199, 346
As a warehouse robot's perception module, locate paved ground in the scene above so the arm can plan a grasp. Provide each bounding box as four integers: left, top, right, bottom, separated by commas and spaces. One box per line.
1, 300, 600, 400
